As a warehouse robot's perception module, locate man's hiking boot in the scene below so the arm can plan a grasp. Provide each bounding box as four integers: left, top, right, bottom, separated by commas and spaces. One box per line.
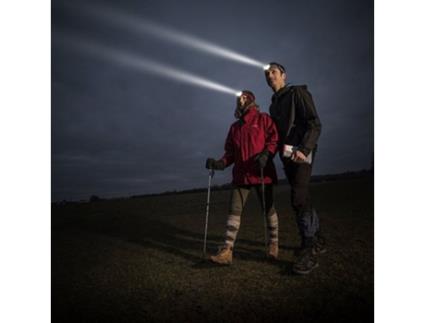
210, 246, 233, 265
267, 242, 279, 260
293, 248, 318, 275
312, 235, 327, 255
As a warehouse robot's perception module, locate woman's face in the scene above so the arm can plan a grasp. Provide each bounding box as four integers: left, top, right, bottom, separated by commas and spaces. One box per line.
236, 94, 250, 110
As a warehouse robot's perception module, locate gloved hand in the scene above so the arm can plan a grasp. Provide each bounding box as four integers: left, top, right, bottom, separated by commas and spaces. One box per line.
205, 158, 225, 170
255, 150, 269, 169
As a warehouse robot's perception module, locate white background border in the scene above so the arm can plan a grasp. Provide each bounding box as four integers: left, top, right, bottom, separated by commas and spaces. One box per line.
1, 0, 425, 322
375, 0, 425, 322
0, 1, 51, 322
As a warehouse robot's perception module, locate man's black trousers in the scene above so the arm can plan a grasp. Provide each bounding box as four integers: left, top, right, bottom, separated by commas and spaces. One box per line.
281, 153, 320, 244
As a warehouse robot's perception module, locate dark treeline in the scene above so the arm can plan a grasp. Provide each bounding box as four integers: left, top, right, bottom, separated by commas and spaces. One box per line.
52, 169, 373, 206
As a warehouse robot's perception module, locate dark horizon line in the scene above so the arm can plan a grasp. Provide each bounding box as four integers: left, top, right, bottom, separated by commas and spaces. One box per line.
52, 168, 373, 205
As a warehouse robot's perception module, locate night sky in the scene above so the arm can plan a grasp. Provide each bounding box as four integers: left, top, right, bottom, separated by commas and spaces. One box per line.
52, 0, 373, 201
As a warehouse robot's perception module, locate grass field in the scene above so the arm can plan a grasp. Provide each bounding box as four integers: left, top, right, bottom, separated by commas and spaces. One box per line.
52, 175, 373, 323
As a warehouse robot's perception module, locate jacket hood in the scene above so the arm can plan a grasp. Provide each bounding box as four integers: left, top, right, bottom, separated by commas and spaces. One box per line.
234, 102, 259, 119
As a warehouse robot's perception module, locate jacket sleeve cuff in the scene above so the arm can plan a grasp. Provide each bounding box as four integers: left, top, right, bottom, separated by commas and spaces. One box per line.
218, 158, 227, 169
298, 147, 311, 156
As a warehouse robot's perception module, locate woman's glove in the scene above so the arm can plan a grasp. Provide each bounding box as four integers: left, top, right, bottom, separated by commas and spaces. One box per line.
255, 150, 270, 169
205, 158, 225, 170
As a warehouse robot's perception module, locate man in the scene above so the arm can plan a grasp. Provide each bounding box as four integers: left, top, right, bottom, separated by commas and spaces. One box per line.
265, 62, 325, 275
205, 90, 279, 265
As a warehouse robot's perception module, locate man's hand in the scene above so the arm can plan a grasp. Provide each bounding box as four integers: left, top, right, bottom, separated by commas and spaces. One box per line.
291, 150, 307, 163
205, 158, 225, 170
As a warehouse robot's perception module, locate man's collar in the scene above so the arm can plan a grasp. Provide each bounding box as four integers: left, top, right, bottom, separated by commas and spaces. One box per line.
272, 84, 292, 101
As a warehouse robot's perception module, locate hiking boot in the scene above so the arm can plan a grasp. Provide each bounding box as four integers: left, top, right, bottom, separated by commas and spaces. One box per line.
312, 235, 327, 255
210, 246, 233, 265
267, 242, 279, 260
293, 248, 319, 275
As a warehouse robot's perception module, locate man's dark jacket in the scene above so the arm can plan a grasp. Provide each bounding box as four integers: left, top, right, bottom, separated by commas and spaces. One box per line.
269, 85, 321, 156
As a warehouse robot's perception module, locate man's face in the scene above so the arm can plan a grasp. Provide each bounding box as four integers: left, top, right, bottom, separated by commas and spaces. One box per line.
265, 66, 286, 90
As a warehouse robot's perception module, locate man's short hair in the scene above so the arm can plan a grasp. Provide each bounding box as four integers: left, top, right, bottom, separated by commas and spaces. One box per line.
268, 62, 286, 73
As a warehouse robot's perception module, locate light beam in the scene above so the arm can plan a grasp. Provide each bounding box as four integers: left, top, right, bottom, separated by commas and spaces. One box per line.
58, 34, 241, 97
64, 2, 267, 69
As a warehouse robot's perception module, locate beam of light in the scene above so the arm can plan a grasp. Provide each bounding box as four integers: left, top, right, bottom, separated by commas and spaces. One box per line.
63, 2, 267, 69
58, 34, 241, 97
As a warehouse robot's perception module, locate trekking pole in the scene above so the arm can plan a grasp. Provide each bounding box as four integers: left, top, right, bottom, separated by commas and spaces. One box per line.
203, 168, 214, 257
260, 168, 268, 254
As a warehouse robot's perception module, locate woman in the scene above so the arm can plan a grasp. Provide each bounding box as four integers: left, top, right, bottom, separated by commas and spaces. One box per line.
205, 90, 280, 265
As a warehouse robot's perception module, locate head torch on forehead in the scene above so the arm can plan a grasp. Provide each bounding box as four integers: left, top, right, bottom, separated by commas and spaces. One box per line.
235, 90, 255, 100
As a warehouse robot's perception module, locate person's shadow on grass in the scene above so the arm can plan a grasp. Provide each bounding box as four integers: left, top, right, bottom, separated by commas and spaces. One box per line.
76, 211, 298, 275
